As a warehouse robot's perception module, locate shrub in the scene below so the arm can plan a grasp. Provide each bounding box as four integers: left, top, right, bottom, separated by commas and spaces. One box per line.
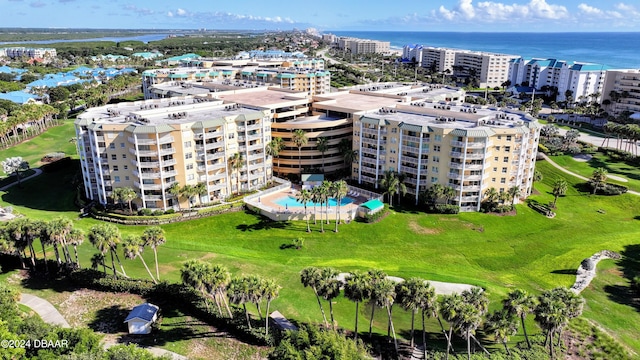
138, 208, 153, 216
152, 210, 164, 216
434, 204, 460, 214
164, 209, 175, 214
362, 208, 389, 223
537, 143, 550, 154
588, 182, 628, 195
292, 237, 304, 249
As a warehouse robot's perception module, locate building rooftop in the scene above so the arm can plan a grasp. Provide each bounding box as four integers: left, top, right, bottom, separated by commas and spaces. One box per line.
361, 102, 536, 133
217, 88, 309, 109
77, 96, 267, 128
313, 91, 406, 113
124, 303, 159, 323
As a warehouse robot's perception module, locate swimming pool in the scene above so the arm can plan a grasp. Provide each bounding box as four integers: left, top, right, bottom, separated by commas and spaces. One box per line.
274, 195, 355, 208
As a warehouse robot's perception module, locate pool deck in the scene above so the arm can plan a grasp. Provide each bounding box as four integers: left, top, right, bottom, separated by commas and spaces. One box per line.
246, 184, 380, 222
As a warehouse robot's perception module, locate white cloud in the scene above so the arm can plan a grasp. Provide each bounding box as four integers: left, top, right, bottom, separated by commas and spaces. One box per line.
578, 3, 602, 15
176, 8, 187, 16
163, 9, 299, 26
437, 0, 568, 23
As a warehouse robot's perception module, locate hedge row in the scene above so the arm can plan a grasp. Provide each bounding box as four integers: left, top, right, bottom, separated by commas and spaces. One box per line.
90, 201, 245, 225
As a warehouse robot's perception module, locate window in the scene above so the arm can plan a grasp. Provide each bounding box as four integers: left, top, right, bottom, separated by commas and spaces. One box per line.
125, 176, 129, 181
500, 178, 506, 184
228, 134, 235, 139
113, 165, 119, 171
493, 167, 497, 172
494, 157, 498, 161
187, 174, 195, 181
184, 141, 192, 148
124, 165, 128, 170
431, 177, 438, 183
433, 145, 441, 152
434, 135, 442, 141
492, 177, 496, 182
391, 128, 397, 133
185, 153, 193, 160
497, 136, 502, 140
122, 154, 127, 159
502, 167, 507, 173
186, 164, 194, 170
111, 154, 117, 160
505, 146, 511, 152
506, 136, 512, 141
109, 143, 115, 149
120, 143, 125, 148
432, 156, 440, 163
503, 157, 508, 163
114, 176, 120, 182
495, 146, 501, 151
431, 166, 439, 173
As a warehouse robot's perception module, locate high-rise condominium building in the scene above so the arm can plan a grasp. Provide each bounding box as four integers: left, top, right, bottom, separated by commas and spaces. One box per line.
598, 69, 640, 116
508, 58, 609, 103
75, 98, 272, 210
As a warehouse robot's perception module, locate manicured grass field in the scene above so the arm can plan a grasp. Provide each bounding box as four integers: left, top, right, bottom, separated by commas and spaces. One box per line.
1, 123, 639, 356
550, 153, 640, 192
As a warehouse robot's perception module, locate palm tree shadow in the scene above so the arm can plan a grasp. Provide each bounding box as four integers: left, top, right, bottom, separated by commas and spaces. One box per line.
236, 212, 290, 232
550, 269, 576, 275
88, 305, 130, 333
604, 244, 640, 313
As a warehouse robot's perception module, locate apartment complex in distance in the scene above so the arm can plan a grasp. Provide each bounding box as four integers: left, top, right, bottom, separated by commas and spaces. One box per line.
0, 47, 57, 59
419, 47, 518, 88
75, 98, 272, 210
597, 69, 639, 116
508, 58, 609, 102
332, 37, 390, 54
141, 58, 329, 98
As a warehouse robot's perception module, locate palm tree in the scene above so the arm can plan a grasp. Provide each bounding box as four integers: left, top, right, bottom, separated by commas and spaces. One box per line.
122, 235, 157, 283
331, 180, 349, 232
119, 187, 137, 214
300, 266, 328, 325
210, 264, 233, 318
416, 281, 438, 359
344, 271, 372, 340
181, 260, 211, 310
228, 276, 253, 329
167, 182, 182, 210
88, 224, 125, 277
486, 309, 518, 355
551, 179, 568, 208
311, 185, 322, 225
395, 278, 423, 350
316, 137, 329, 173
377, 278, 398, 353
228, 152, 245, 195
317, 267, 341, 329
1, 156, 29, 186
263, 278, 281, 336
367, 269, 388, 338
265, 137, 285, 177
292, 129, 308, 174
141, 226, 166, 281
591, 167, 607, 194
320, 180, 332, 226
442, 185, 456, 205
90, 253, 105, 273
440, 293, 463, 359
88, 224, 110, 275
180, 184, 196, 210
67, 228, 84, 268
193, 182, 207, 206
507, 185, 521, 206
379, 170, 405, 207
503, 288, 537, 349
295, 189, 312, 232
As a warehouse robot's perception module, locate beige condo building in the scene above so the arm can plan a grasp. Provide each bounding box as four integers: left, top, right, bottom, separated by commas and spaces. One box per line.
75, 98, 272, 210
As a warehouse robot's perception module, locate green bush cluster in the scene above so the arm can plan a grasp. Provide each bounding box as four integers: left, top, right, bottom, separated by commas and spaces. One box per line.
434, 204, 461, 214
362, 208, 388, 223
589, 182, 628, 195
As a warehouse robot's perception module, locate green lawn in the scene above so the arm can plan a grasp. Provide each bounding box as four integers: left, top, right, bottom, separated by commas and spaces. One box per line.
1, 125, 640, 356
550, 153, 640, 192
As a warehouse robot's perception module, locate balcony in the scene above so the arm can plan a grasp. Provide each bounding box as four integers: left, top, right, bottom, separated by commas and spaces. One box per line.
247, 123, 262, 131
449, 162, 463, 169
448, 172, 462, 180
130, 148, 157, 157
158, 135, 175, 144
204, 131, 223, 140
144, 195, 163, 201
163, 170, 178, 177
248, 143, 263, 151
209, 172, 226, 181
132, 137, 156, 145
134, 160, 160, 168
138, 171, 161, 179
248, 153, 263, 161
162, 158, 177, 166
401, 166, 418, 175
159, 148, 176, 156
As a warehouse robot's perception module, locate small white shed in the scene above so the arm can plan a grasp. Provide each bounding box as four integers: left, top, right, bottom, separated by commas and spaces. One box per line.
124, 303, 159, 335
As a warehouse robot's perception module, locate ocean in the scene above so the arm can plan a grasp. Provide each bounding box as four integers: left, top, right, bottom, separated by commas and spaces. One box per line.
330, 31, 640, 69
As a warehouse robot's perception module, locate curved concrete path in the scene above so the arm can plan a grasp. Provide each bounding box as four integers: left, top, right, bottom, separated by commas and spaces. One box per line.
540, 154, 640, 196
19, 293, 186, 360
0, 168, 43, 191
20, 293, 70, 328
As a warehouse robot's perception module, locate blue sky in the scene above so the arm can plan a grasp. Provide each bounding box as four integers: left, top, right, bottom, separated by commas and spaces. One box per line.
2, 0, 639, 32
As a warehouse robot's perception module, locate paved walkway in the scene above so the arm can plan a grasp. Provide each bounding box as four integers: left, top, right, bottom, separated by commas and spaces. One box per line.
19, 293, 70, 328
19, 293, 187, 360
0, 168, 43, 191
540, 153, 640, 196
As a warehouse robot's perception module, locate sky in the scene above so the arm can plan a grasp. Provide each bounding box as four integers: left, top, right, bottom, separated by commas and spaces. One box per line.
1, 0, 640, 32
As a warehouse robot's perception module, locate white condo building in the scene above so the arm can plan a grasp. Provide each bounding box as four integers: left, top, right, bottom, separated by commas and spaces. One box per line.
601, 69, 640, 116
508, 58, 609, 103
403, 44, 424, 65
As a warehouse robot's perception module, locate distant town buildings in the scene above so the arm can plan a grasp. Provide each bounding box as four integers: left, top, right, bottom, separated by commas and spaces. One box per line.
0, 47, 57, 60
402, 44, 424, 65
323, 34, 391, 54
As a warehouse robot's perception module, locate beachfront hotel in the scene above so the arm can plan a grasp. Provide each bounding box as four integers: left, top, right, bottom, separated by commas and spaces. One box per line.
507, 58, 608, 103
0, 47, 57, 59
330, 37, 391, 54
75, 98, 272, 210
